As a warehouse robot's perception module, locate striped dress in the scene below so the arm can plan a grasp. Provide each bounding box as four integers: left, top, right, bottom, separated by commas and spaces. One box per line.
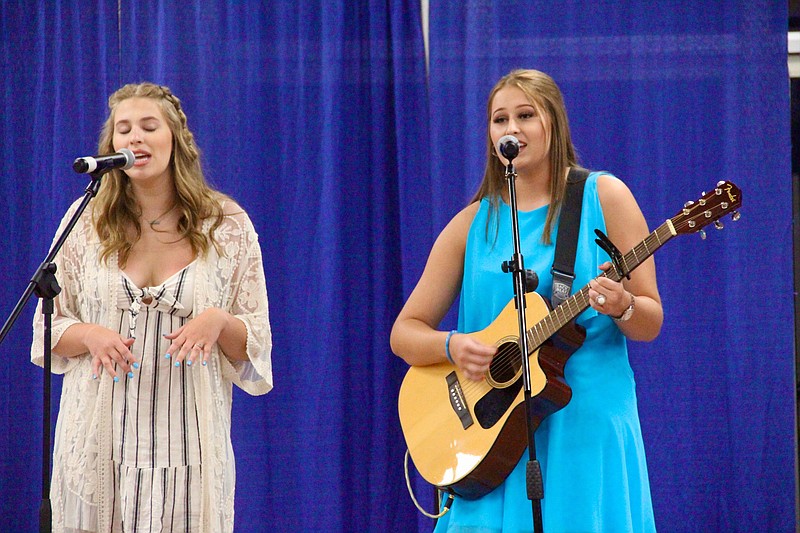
109, 264, 200, 531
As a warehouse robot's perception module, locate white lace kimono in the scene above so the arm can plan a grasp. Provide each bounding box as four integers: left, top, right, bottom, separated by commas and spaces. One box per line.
31, 199, 273, 533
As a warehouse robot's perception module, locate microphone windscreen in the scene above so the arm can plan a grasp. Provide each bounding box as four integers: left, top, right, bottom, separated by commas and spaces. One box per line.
119, 148, 135, 169
497, 135, 520, 159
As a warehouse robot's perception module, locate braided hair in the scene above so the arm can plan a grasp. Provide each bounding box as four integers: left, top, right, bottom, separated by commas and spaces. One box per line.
92, 83, 226, 266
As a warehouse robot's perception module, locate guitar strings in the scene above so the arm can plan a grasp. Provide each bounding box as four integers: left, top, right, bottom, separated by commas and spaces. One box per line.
459, 336, 534, 397
463, 284, 594, 394
457, 210, 710, 398
457, 285, 593, 398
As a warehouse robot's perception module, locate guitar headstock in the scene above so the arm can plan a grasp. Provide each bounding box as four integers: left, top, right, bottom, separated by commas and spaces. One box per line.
670, 181, 742, 236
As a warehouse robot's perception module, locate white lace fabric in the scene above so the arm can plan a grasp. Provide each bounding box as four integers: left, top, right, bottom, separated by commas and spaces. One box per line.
31, 199, 273, 533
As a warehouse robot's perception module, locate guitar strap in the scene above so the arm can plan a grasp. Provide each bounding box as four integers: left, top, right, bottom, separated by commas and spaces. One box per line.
551, 167, 590, 308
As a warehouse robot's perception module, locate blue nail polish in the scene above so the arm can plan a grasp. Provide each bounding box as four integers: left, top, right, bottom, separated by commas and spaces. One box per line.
127, 371, 134, 379
113, 376, 119, 383
165, 353, 171, 359
202, 361, 207, 366
186, 360, 192, 367
174, 361, 181, 367
132, 362, 140, 369
92, 374, 98, 380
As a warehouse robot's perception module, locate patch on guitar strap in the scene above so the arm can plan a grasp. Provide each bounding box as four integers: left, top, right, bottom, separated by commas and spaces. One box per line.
551, 272, 573, 308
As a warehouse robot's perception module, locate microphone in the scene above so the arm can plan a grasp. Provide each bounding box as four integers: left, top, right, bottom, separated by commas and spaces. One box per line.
497, 135, 520, 161
73, 148, 135, 174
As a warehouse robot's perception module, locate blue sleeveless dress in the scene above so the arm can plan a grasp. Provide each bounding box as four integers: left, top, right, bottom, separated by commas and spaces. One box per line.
434, 173, 656, 533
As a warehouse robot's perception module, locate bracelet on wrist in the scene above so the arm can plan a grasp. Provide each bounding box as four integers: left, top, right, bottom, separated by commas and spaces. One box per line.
445, 330, 457, 364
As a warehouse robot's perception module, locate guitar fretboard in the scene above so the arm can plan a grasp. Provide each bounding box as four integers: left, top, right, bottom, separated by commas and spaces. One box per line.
525, 220, 676, 352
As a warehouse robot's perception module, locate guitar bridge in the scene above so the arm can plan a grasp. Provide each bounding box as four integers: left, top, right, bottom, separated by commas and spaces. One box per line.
446, 372, 474, 429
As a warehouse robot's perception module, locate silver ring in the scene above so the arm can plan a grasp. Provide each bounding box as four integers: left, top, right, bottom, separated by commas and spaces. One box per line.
596, 294, 606, 306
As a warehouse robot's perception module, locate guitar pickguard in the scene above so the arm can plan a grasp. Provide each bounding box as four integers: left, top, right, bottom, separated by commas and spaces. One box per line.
474, 379, 523, 429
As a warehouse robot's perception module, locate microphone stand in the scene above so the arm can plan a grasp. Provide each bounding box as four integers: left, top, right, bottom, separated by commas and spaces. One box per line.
501, 159, 545, 533
0, 172, 105, 533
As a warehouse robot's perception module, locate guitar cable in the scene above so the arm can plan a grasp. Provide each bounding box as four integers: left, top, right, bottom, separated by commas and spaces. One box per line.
404, 449, 454, 518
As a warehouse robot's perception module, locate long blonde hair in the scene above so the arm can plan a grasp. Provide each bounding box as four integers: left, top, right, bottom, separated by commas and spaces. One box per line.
471, 69, 580, 244
92, 82, 225, 266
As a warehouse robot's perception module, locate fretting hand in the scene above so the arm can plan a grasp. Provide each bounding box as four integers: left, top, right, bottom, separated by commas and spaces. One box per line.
588, 261, 630, 318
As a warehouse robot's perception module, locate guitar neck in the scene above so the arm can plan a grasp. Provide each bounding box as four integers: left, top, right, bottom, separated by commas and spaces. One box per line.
526, 219, 677, 352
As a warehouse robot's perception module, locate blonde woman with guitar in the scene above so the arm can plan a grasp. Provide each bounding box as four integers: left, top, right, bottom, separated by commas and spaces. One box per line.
391, 69, 663, 533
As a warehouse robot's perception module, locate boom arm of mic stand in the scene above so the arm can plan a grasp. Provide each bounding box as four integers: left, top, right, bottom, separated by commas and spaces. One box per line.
0, 174, 103, 533
503, 162, 545, 533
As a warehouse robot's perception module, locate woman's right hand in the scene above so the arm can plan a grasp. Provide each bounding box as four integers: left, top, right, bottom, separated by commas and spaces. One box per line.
84, 326, 137, 381
448, 333, 497, 382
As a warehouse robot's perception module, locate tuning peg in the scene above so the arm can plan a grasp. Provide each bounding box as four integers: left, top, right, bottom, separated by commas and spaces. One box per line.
699, 229, 706, 240
714, 220, 724, 230
731, 210, 741, 221
716, 180, 726, 187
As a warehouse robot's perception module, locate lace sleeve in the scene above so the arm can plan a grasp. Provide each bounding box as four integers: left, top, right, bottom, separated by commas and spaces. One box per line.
31, 200, 91, 374
214, 207, 273, 396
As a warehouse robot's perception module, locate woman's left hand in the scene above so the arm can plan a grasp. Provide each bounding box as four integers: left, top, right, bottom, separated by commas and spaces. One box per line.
163, 308, 227, 366
588, 261, 629, 319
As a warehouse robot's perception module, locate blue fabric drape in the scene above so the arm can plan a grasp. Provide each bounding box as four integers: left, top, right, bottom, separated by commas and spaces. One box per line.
0, 1, 794, 532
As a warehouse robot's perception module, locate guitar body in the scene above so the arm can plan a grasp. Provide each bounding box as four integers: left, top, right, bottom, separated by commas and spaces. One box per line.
398, 291, 585, 499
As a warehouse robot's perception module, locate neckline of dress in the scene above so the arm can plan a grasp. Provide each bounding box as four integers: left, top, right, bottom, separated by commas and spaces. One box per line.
120, 258, 198, 290
496, 197, 550, 215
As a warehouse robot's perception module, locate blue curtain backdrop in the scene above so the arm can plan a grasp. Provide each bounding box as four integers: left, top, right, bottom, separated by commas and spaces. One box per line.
0, 1, 794, 532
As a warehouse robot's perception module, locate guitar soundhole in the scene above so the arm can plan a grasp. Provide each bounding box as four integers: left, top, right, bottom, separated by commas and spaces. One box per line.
487, 340, 522, 388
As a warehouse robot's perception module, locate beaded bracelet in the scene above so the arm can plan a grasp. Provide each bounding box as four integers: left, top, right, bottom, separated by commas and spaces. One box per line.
445, 330, 457, 364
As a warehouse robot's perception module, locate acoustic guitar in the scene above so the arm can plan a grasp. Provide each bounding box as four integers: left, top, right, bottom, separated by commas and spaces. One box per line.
398, 181, 742, 499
